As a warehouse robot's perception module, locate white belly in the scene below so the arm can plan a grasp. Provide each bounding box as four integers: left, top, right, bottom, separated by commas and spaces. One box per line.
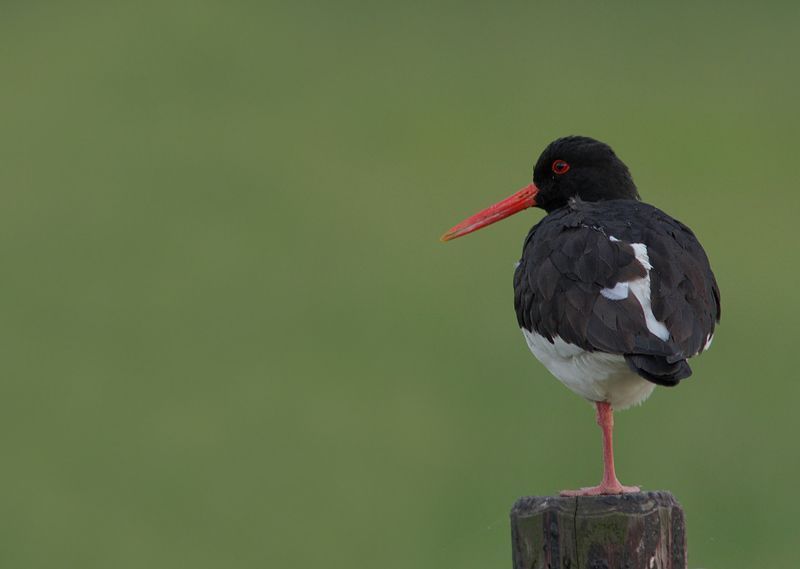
522, 329, 656, 410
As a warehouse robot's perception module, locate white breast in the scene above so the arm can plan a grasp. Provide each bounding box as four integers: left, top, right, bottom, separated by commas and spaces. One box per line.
521, 329, 656, 410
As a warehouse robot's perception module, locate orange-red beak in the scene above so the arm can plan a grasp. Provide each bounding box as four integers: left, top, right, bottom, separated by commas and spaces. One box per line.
440, 183, 539, 242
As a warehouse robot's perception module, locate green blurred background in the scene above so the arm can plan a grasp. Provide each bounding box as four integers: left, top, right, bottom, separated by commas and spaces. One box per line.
1, 1, 798, 567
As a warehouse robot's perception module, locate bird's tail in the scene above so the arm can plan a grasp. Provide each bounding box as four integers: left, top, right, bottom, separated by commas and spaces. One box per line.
624, 354, 692, 386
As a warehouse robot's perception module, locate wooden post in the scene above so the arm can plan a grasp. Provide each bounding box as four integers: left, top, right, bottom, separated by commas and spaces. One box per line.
510, 491, 686, 569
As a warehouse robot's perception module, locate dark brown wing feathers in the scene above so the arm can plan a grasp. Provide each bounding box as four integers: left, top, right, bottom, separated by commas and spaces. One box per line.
514, 199, 720, 387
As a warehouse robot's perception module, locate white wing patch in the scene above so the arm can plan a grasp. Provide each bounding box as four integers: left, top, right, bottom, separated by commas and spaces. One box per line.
600, 281, 629, 300
603, 236, 670, 342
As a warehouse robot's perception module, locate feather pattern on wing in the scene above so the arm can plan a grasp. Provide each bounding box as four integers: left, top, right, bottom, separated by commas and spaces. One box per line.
513, 198, 720, 386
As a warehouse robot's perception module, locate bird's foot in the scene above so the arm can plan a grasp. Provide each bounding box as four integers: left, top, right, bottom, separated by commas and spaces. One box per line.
559, 482, 640, 497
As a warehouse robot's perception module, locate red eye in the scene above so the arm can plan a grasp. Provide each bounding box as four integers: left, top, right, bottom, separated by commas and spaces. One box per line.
552, 160, 570, 175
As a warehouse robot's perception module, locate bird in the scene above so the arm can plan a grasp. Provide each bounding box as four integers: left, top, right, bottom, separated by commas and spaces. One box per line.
441, 136, 720, 496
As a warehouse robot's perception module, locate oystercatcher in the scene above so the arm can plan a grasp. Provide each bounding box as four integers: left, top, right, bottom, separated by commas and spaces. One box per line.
441, 136, 720, 495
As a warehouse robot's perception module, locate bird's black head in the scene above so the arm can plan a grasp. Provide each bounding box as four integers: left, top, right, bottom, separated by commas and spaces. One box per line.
532, 136, 640, 213
441, 136, 641, 242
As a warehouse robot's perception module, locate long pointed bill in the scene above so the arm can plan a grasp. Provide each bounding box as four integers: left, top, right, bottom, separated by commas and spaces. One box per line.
440, 183, 539, 242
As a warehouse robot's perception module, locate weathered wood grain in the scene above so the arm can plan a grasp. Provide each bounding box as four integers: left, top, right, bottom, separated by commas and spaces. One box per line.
510, 491, 686, 569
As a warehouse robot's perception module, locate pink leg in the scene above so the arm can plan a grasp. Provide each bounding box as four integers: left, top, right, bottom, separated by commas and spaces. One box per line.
560, 401, 640, 496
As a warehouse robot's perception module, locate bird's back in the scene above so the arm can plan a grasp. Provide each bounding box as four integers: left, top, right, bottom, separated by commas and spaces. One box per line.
514, 198, 720, 386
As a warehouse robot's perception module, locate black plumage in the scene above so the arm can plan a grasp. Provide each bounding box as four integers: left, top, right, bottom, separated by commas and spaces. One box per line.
514, 198, 720, 386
